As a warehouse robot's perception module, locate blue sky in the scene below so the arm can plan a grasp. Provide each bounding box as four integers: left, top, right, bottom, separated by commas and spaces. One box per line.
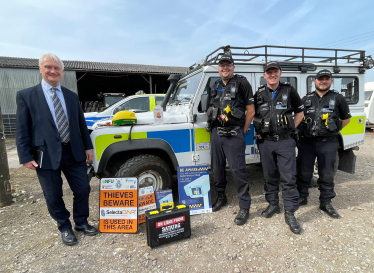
1, 0, 374, 81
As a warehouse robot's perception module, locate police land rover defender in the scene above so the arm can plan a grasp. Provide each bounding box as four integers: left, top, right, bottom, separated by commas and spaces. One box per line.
90, 45, 374, 190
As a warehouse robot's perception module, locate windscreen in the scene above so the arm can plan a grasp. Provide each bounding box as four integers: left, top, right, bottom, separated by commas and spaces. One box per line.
168, 72, 202, 105
105, 96, 126, 107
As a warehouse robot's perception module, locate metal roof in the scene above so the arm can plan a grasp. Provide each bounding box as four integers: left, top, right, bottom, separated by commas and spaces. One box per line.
0, 56, 189, 74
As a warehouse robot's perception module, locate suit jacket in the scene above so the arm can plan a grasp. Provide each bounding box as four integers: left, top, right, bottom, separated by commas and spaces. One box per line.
16, 83, 93, 170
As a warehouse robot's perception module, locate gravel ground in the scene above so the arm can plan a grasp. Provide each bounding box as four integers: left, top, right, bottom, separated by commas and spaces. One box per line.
1, 132, 374, 273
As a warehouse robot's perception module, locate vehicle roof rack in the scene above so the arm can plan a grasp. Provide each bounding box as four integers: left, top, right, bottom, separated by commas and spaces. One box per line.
185, 45, 373, 77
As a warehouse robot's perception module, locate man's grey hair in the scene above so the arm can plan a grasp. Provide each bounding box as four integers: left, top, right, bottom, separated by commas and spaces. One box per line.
39, 53, 65, 70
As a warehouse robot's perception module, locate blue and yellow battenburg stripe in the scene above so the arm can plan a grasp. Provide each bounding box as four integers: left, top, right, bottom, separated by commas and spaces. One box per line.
95, 124, 256, 161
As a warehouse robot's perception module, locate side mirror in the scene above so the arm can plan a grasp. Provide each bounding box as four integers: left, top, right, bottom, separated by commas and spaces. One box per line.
200, 93, 209, 112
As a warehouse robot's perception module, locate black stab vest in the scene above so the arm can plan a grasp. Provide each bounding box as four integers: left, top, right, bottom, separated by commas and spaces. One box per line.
210, 75, 246, 127
299, 90, 341, 138
255, 83, 293, 135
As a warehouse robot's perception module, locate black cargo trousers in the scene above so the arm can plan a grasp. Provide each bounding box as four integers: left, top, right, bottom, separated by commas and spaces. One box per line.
296, 137, 339, 203
257, 138, 299, 212
210, 127, 251, 209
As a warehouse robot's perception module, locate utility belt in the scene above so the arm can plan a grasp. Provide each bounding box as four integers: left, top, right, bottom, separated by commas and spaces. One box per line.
300, 135, 337, 142
262, 133, 291, 142
216, 126, 241, 137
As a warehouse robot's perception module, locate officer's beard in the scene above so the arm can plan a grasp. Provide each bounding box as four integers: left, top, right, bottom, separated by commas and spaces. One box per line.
315, 84, 331, 93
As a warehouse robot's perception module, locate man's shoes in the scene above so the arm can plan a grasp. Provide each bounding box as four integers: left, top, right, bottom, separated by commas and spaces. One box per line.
74, 223, 99, 236
261, 204, 281, 218
212, 192, 228, 212
234, 208, 249, 225
298, 196, 308, 206
285, 211, 301, 234
61, 230, 78, 246
320, 202, 340, 218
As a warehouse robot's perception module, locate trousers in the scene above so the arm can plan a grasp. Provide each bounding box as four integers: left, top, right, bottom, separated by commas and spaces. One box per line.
36, 143, 91, 232
296, 137, 339, 203
257, 138, 299, 212
210, 127, 251, 209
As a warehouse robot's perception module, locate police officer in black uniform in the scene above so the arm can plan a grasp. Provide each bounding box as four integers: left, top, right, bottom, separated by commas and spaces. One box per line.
207, 50, 255, 225
253, 61, 304, 234
296, 69, 351, 218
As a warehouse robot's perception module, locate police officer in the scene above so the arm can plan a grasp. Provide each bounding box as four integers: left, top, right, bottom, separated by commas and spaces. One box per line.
207, 50, 255, 225
296, 69, 351, 218
253, 61, 304, 234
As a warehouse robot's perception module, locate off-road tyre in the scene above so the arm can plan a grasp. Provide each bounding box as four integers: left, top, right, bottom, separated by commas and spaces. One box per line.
115, 154, 171, 191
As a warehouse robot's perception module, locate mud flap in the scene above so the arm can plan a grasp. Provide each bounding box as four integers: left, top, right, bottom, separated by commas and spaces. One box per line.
338, 148, 356, 174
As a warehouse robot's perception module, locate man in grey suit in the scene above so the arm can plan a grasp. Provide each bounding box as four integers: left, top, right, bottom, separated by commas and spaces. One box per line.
16, 53, 98, 245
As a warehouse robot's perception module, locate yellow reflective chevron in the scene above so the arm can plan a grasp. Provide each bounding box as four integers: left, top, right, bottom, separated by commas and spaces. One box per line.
95, 132, 147, 161
195, 128, 210, 150
341, 116, 365, 135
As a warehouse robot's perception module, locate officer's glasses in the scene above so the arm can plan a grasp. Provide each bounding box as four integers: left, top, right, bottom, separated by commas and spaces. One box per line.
219, 63, 233, 68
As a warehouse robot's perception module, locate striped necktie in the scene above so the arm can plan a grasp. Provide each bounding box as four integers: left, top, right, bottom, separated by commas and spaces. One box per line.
51, 88, 70, 143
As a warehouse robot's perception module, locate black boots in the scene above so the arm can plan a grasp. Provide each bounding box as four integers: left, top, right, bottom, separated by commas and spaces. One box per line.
212, 192, 249, 225
298, 198, 340, 218
234, 208, 249, 225
261, 204, 301, 234
261, 204, 281, 218
320, 202, 340, 218
212, 192, 228, 212
285, 211, 301, 234
61, 230, 78, 246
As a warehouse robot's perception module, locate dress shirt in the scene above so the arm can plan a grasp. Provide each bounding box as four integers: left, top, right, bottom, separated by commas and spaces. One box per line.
41, 79, 69, 128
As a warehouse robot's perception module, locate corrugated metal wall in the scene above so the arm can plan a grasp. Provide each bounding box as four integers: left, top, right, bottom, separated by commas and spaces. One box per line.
0, 68, 77, 136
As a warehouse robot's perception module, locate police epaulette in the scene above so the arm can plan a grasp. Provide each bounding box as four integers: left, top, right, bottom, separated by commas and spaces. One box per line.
332, 89, 340, 94
234, 74, 245, 78
257, 85, 266, 92
280, 82, 291, 86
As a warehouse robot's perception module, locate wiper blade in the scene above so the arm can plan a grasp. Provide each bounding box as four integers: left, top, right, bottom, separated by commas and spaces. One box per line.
168, 97, 191, 105
179, 97, 191, 103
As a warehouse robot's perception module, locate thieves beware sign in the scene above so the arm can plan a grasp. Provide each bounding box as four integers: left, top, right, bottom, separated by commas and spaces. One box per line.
99, 177, 138, 233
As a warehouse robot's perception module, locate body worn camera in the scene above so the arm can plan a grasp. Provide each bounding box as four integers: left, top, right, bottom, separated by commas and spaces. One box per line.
329, 99, 335, 110
282, 94, 288, 106
305, 99, 312, 107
